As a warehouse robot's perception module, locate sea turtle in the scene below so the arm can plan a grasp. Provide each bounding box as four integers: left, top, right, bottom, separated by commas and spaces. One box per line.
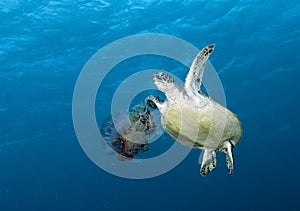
100, 104, 156, 160
145, 44, 242, 176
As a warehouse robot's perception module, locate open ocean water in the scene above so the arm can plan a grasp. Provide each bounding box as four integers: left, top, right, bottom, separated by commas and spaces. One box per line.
1, 0, 300, 210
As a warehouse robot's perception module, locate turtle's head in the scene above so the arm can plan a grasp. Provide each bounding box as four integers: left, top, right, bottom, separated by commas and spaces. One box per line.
153, 72, 177, 94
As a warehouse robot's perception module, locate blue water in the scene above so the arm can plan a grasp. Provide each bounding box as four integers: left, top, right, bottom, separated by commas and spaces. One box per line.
1, 0, 300, 210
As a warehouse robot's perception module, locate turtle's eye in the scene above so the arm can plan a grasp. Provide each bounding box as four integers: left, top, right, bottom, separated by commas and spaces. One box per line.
155, 72, 174, 83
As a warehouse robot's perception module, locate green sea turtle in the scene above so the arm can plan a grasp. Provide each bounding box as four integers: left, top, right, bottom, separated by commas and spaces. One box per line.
145, 44, 242, 176
101, 104, 156, 160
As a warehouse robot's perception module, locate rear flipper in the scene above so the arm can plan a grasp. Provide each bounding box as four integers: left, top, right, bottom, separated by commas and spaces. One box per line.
222, 141, 234, 175
199, 148, 217, 176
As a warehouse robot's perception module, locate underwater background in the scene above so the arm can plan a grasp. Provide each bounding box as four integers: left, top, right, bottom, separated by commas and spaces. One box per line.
1, 0, 300, 210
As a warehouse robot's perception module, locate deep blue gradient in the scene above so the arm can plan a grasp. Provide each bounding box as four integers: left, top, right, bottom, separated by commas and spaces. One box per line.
1, 1, 300, 210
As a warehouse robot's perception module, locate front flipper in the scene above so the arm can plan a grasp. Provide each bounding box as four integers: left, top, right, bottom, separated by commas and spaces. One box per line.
145, 95, 165, 110
198, 148, 217, 176
184, 44, 215, 98
222, 141, 234, 175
